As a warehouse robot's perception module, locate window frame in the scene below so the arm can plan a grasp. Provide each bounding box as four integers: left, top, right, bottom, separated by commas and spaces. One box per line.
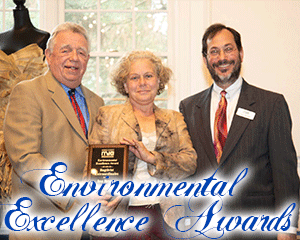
1, 0, 177, 109
51, 0, 172, 108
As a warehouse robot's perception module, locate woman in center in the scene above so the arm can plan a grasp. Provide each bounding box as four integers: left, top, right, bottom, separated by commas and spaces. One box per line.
90, 50, 197, 239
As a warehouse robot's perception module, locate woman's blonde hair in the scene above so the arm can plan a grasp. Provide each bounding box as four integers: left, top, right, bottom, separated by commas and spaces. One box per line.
111, 50, 173, 96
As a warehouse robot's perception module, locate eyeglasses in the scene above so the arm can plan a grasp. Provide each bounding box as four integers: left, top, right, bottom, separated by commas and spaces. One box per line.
207, 46, 237, 57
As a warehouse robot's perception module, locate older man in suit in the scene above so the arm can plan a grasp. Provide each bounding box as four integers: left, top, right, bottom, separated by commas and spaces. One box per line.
4, 22, 104, 240
179, 23, 299, 240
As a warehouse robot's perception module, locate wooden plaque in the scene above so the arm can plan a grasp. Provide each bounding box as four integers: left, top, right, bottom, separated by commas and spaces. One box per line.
87, 144, 129, 183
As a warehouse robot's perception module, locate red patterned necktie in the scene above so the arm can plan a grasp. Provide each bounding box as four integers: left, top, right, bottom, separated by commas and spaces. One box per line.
214, 90, 228, 163
69, 89, 87, 138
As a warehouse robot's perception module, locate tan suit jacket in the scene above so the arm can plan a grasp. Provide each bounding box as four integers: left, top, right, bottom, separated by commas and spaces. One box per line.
4, 70, 104, 240
89, 101, 197, 237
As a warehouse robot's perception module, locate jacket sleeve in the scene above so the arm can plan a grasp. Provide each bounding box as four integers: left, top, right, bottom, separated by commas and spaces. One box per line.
4, 82, 73, 211
268, 94, 299, 227
148, 111, 197, 180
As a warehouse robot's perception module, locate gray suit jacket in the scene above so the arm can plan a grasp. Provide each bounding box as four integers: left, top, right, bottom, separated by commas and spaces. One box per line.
179, 80, 299, 229
4, 70, 104, 240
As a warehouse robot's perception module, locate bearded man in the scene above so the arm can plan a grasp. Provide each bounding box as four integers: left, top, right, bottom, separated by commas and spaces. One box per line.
179, 23, 299, 240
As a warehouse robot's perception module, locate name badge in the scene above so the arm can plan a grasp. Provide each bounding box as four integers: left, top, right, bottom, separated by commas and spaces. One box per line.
236, 108, 256, 120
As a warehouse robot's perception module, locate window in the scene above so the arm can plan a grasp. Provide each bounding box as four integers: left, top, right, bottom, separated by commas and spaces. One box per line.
1, 0, 169, 108
0, 0, 40, 31
61, 0, 169, 107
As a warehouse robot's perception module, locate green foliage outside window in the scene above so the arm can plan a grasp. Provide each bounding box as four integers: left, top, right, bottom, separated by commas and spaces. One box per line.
65, 0, 168, 108
1, 0, 39, 31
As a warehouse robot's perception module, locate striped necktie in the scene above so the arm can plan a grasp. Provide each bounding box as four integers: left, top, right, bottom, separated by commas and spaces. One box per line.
213, 90, 227, 163
68, 89, 87, 138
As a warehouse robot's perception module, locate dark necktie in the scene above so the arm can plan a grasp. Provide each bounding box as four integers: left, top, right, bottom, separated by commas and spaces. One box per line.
213, 90, 227, 163
68, 89, 87, 138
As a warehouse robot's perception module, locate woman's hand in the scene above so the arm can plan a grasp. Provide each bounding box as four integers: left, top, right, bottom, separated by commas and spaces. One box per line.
76, 191, 122, 215
121, 137, 156, 164
98, 195, 122, 215
82, 191, 122, 215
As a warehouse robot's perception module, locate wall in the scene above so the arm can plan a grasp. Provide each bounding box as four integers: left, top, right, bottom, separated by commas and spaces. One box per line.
40, 0, 300, 155
169, 0, 300, 156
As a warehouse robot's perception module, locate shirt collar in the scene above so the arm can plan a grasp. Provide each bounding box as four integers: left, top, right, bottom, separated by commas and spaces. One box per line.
212, 76, 243, 99
60, 83, 85, 98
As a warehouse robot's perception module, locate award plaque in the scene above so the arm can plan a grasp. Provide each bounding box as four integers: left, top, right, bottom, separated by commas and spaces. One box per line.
87, 144, 129, 183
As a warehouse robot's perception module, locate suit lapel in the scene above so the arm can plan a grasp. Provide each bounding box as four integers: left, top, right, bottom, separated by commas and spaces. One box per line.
154, 106, 171, 143
120, 101, 172, 142
219, 80, 256, 164
196, 87, 219, 168
120, 101, 141, 140
46, 71, 87, 143
81, 86, 95, 137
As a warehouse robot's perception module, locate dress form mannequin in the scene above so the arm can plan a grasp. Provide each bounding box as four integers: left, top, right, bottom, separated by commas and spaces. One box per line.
0, 0, 50, 55
0, 3, 50, 228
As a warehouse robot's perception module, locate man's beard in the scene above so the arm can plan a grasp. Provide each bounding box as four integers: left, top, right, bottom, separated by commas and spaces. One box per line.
207, 54, 242, 87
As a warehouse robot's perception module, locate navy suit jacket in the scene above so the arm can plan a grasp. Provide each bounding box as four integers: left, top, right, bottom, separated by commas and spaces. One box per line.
180, 80, 299, 227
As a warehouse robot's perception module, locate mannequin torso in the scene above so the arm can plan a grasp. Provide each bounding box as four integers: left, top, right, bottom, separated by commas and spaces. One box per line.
0, 0, 50, 55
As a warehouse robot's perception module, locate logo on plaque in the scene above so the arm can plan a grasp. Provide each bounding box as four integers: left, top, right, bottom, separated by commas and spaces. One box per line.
101, 149, 115, 158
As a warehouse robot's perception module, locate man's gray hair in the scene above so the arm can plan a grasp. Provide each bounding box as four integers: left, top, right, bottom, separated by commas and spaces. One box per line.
46, 22, 90, 53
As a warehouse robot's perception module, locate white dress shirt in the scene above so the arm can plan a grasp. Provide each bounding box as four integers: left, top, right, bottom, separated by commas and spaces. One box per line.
129, 131, 160, 206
